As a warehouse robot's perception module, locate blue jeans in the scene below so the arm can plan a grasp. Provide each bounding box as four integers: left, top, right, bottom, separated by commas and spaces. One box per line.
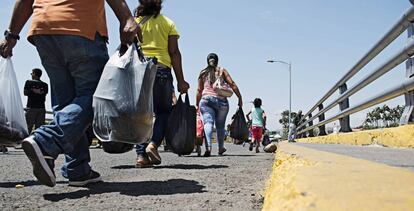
199, 96, 229, 149
31, 34, 109, 179
136, 67, 173, 156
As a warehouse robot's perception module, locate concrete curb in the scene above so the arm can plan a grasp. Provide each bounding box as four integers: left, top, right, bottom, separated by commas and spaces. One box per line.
297, 125, 414, 148
262, 142, 414, 211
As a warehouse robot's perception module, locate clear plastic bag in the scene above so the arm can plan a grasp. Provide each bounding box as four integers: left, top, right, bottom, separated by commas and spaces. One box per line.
0, 58, 28, 146
92, 43, 157, 145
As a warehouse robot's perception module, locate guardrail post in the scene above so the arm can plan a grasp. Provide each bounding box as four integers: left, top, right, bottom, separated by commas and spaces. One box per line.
318, 104, 327, 136
401, 22, 414, 125
338, 83, 352, 132
307, 114, 314, 137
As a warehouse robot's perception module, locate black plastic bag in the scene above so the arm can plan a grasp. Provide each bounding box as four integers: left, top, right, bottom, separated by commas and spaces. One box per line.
165, 94, 196, 155
230, 107, 249, 144
262, 134, 270, 146
101, 141, 134, 154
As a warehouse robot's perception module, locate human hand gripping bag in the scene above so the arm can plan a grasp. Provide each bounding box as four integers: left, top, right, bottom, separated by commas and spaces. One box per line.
0, 58, 29, 146
166, 93, 196, 155
229, 107, 249, 144
92, 43, 157, 153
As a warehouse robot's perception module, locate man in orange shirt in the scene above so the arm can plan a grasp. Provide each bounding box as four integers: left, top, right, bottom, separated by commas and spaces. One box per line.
0, 0, 141, 187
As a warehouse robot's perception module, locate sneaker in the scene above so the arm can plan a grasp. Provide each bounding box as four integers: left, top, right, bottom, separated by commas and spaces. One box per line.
69, 170, 102, 187
203, 150, 211, 157
163, 144, 171, 152
135, 155, 153, 168
145, 143, 161, 165
218, 148, 227, 156
21, 136, 56, 187
1, 145, 8, 154
249, 142, 253, 151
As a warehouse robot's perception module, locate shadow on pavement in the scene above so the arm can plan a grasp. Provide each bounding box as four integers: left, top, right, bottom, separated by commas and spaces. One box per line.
111, 165, 136, 169
43, 179, 205, 202
154, 164, 228, 170
396, 165, 414, 168
185, 154, 256, 158
220, 154, 257, 157
0, 180, 67, 188
110, 164, 228, 170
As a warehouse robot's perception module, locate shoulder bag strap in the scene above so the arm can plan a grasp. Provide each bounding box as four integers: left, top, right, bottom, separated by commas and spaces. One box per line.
132, 16, 152, 61
138, 16, 151, 27
219, 67, 228, 84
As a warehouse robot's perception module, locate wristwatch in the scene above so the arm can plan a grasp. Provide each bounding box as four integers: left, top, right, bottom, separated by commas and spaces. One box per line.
4, 30, 20, 40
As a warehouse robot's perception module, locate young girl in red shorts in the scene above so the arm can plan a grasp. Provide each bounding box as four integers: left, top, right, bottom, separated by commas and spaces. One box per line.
246, 98, 266, 153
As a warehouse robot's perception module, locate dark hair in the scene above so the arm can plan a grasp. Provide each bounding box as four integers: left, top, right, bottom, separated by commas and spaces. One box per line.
253, 98, 262, 108
206, 53, 218, 65
32, 68, 42, 78
198, 53, 219, 85
134, 0, 163, 18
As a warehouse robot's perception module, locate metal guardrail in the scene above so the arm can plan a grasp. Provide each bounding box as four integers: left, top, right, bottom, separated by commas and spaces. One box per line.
299, 77, 414, 134
297, 5, 414, 137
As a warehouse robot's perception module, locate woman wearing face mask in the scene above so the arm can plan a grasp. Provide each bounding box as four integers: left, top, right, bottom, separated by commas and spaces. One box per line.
196, 53, 243, 157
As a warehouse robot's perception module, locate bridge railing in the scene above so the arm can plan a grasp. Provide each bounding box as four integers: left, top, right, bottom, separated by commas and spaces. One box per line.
297, 5, 414, 137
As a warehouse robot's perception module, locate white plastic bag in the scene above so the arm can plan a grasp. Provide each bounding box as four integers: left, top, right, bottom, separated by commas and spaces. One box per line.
92, 43, 157, 144
0, 58, 28, 145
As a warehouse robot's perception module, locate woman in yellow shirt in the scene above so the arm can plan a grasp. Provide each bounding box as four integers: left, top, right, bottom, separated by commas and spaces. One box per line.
134, 0, 190, 167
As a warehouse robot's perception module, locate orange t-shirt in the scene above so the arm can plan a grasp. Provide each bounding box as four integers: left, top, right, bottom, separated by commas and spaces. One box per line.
28, 0, 108, 42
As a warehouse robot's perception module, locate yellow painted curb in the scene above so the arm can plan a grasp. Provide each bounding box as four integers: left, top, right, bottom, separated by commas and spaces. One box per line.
262, 142, 414, 211
298, 125, 414, 148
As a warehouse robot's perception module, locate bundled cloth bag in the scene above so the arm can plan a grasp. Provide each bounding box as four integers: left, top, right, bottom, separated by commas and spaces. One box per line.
229, 107, 249, 144
166, 93, 196, 155
264, 143, 277, 153
0, 58, 28, 146
93, 43, 157, 153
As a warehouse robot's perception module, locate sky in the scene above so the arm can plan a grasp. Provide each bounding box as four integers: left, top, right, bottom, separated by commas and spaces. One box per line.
0, 0, 412, 131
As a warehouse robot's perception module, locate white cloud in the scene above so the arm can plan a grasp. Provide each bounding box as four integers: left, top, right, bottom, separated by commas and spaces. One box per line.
258, 11, 286, 24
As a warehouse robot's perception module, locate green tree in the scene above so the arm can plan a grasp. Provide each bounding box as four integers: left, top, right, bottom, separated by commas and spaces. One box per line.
362, 105, 404, 130
278, 110, 298, 139
372, 107, 381, 127
381, 105, 391, 127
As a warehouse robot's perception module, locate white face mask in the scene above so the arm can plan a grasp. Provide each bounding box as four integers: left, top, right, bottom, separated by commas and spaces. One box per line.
208, 59, 217, 67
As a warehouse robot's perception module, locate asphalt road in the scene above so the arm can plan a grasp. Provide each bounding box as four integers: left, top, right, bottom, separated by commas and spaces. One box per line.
295, 143, 414, 171
0, 144, 274, 211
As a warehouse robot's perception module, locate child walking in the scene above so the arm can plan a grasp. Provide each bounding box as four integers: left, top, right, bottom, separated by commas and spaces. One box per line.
246, 98, 266, 153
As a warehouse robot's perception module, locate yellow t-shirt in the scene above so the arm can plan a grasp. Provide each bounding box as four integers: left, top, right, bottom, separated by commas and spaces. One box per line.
136, 15, 180, 68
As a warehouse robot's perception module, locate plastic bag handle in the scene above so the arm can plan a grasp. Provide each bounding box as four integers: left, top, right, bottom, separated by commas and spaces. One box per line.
133, 40, 146, 62
177, 93, 190, 106
184, 93, 190, 105
177, 93, 183, 104
118, 39, 146, 62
